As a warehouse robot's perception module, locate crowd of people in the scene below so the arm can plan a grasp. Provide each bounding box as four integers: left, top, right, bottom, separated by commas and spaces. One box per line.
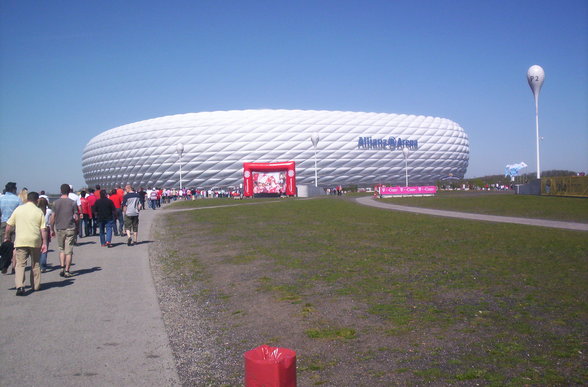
0, 182, 270, 296
0, 182, 143, 296
146, 187, 242, 204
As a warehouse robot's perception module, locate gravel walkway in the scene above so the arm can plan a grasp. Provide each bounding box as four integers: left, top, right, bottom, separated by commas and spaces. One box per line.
0, 208, 180, 387
356, 196, 588, 231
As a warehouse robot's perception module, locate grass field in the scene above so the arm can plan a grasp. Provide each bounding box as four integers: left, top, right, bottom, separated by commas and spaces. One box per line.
378, 191, 588, 223
158, 195, 588, 385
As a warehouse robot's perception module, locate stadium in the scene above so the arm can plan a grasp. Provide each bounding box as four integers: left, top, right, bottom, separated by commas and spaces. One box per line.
82, 109, 470, 189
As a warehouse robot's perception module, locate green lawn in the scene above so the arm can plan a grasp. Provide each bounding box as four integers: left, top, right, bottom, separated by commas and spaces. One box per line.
379, 191, 588, 223
159, 197, 588, 385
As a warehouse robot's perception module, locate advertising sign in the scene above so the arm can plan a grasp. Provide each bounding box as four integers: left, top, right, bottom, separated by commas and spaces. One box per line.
253, 171, 287, 194
378, 186, 437, 197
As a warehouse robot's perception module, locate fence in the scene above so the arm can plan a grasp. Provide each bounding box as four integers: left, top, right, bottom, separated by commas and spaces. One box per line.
541, 176, 588, 198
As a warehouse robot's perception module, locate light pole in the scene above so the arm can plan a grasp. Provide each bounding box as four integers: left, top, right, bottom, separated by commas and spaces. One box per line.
176, 143, 184, 190
527, 65, 545, 179
310, 133, 320, 187
402, 147, 409, 187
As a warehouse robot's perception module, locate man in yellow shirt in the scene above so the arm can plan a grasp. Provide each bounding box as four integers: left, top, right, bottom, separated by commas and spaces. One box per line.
4, 191, 48, 296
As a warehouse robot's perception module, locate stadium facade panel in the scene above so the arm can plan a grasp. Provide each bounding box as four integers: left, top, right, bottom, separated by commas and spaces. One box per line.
82, 109, 469, 189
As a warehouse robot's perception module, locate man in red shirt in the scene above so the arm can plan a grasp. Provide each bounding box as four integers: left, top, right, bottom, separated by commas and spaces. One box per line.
79, 191, 93, 237
94, 185, 103, 198
109, 189, 123, 236
86, 188, 97, 236
157, 189, 163, 208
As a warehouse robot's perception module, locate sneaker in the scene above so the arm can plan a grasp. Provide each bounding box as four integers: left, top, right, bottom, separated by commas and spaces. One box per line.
63, 271, 73, 278
41, 268, 47, 273
127, 237, 132, 246
59, 270, 65, 277
16, 287, 25, 296
107, 243, 113, 248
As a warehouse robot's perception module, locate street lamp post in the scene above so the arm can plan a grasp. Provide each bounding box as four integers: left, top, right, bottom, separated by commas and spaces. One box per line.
527, 65, 545, 179
176, 143, 184, 190
402, 147, 409, 187
310, 133, 320, 187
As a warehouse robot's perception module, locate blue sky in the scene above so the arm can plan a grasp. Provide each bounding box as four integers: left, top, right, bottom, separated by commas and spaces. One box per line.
1, 0, 586, 192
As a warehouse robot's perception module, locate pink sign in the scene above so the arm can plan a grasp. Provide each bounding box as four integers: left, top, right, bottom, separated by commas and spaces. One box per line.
379, 186, 437, 195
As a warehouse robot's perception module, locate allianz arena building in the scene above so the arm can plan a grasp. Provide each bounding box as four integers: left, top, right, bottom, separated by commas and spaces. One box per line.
82, 109, 469, 189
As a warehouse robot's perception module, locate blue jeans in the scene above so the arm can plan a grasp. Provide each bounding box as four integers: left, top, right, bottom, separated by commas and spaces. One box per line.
115, 208, 124, 234
98, 219, 114, 245
82, 215, 91, 236
79, 214, 91, 237
40, 251, 48, 269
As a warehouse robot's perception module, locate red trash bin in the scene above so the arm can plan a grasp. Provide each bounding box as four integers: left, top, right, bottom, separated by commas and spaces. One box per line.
244, 345, 296, 387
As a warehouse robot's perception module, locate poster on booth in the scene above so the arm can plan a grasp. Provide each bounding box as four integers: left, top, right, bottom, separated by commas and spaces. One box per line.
253, 172, 287, 194
243, 161, 296, 197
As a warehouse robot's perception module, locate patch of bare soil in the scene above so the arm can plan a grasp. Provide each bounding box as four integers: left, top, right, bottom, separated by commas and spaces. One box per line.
150, 213, 483, 386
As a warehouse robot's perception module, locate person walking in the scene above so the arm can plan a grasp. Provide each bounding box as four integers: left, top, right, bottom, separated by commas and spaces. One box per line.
3, 191, 48, 295
18, 188, 29, 204
0, 182, 21, 242
109, 188, 123, 236
122, 185, 142, 246
0, 182, 21, 274
68, 186, 81, 246
50, 184, 78, 278
93, 190, 116, 247
116, 186, 125, 235
147, 188, 157, 210
37, 197, 52, 272
79, 191, 92, 237
138, 187, 146, 209
92, 186, 102, 235
86, 188, 97, 235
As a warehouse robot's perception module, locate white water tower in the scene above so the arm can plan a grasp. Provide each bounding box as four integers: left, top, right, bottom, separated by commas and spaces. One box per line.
527, 65, 545, 179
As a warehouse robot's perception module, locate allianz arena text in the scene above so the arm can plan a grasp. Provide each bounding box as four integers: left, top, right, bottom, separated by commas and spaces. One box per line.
82, 109, 469, 189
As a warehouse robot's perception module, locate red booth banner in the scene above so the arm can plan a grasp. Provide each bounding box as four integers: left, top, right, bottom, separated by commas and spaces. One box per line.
243, 161, 296, 197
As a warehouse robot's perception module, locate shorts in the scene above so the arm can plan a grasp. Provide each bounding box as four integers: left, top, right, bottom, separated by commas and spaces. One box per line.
56, 228, 76, 255
124, 215, 139, 232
